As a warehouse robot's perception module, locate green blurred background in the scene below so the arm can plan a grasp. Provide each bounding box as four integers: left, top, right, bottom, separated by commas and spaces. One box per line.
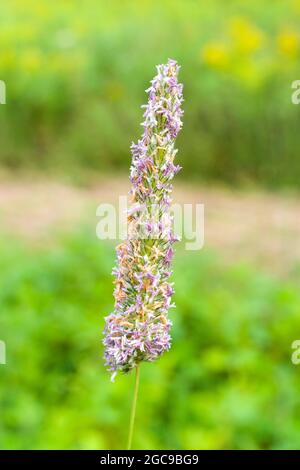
1, 0, 300, 450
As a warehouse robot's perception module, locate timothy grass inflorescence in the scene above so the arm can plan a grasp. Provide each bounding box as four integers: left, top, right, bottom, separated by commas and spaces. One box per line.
103, 59, 184, 379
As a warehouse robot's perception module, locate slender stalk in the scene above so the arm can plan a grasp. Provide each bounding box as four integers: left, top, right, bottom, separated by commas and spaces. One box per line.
127, 364, 140, 450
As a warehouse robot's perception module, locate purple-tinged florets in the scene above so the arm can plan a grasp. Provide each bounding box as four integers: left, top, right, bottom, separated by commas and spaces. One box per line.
103, 59, 183, 379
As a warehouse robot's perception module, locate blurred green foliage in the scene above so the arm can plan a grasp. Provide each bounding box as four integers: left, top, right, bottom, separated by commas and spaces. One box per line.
1, 231, 300, 449
1, 0, 300, 186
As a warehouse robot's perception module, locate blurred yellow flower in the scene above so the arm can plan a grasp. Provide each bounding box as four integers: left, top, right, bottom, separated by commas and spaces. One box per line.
228, 17, 264, 53
202, 43, 229, 70
277, 31, 298, 57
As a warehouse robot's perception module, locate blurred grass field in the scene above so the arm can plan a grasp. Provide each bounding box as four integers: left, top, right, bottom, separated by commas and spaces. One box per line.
1, 230, 300, 450
1, 0, 300, 186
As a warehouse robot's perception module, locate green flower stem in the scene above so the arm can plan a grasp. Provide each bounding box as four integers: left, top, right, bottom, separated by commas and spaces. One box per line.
127, 364, 141, 450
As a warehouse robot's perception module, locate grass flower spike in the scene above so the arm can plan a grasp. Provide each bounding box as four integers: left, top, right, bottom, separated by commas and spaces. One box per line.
103, 59, 183, 380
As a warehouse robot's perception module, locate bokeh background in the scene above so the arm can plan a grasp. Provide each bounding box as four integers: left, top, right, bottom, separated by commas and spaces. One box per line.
1, 0, 300, 450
